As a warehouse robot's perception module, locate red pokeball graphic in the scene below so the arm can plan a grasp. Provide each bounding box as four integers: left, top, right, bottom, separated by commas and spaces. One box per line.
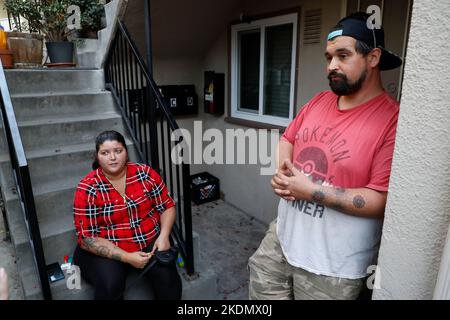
296, 147, 329, 183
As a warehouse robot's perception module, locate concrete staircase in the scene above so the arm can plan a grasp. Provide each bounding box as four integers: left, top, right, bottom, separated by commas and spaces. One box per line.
0, 68, 217, 299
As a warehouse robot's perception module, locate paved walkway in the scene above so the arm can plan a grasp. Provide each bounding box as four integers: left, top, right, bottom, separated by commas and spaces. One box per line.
192, 199, 268, 300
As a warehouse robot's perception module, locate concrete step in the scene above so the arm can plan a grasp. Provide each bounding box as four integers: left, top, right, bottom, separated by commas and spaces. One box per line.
0, 141, 139, 216
4, 69, 105, 95
0, 165, 81, 206
0, 141, 137, 219
5, 184, 198, 269
76, 51, 99, 69
75, 39, 99, 54
26, 141, 137, 190
18, 245, 217, 300
5, 196, 76, 267
16, 112, 126, 151
10, 91, 115, 122
7, 192, 214, 300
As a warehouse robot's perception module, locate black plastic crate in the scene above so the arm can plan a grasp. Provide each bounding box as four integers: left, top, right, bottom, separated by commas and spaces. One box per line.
190, 172, 220, 205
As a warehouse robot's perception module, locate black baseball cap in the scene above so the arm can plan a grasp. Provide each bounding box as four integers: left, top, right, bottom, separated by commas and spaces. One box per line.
327, 12, 402, 71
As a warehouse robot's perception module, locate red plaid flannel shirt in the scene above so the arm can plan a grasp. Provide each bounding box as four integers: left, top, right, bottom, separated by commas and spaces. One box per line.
73, 162, 175, 252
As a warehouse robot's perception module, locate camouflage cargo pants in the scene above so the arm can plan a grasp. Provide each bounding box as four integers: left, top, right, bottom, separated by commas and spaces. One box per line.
248, 219, 364, 300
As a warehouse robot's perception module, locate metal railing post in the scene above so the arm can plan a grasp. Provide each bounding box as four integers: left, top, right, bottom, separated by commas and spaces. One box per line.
144, 0, 160, 172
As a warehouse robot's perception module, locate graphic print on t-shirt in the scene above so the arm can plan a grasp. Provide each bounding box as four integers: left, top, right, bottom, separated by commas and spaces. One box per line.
296, 146, 328, 183
293, 125, 351, 185
290, 125, 354, 220
278, 90, 399, 278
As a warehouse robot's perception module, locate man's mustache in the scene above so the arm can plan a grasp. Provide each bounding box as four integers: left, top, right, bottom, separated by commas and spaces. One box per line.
328, 71, 346, 81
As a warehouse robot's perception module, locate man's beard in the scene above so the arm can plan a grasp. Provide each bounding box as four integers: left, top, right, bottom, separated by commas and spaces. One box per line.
328, 69, 367, 96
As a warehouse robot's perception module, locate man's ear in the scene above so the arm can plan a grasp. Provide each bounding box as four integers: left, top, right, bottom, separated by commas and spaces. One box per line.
368, 48, 382, 68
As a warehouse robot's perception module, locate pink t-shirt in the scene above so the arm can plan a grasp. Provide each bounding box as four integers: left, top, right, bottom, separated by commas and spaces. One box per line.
277, 90, 400, 278
282, 90, 399, 192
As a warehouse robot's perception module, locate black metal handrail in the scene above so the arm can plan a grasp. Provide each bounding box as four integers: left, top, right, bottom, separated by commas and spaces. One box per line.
0, 62, 52, 299
104, 20, 195, 275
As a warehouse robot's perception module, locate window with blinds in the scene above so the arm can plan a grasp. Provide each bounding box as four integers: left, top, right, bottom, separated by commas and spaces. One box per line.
231, 13, 298, 127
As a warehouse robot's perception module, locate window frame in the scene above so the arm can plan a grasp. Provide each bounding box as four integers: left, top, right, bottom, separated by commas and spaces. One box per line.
230, 13, 298, 127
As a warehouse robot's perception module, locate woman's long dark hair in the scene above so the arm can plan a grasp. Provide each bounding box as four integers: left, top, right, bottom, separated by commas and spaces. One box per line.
92, 130, 128, 170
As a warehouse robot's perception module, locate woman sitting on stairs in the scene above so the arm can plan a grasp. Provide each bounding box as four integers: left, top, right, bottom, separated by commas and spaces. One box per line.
72, 130, 182, 300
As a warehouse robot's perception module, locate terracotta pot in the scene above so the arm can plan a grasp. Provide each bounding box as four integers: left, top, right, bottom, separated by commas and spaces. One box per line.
6, 32, 44, 68
0, 49, 14, 68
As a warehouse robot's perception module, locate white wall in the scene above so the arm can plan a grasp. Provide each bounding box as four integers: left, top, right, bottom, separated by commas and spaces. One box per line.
150, 0, 344, 224
373, 0, 450, 300
197, 0, 343, 224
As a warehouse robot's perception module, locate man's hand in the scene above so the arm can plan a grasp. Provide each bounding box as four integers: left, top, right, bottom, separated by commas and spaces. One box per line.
271, 159, 293, 200
125, 251, 152, 269
271, 159, 315, 201
273, 159, 387, 218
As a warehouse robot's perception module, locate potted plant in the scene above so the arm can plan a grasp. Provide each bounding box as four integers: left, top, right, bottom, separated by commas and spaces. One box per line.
4, 0, 78, 66
38, 0, 77, 66
3, 0, 44, 68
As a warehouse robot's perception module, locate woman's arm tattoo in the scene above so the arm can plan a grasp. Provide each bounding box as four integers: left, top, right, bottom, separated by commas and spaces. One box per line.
111, 253, 122, 261
82, 237, 96, 249
82, 237, 122, 261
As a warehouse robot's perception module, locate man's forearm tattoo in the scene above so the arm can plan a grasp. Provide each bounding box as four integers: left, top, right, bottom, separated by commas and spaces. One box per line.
312, 190, 326, 203
330, 188, 346, 211
353, 195, 366, 209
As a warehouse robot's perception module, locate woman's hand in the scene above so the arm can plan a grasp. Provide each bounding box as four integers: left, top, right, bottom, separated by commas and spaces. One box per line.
151, 234, 171, 254
125, 251, 152, 269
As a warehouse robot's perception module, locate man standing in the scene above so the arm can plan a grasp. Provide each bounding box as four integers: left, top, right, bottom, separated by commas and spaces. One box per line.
248, 12, 402, 300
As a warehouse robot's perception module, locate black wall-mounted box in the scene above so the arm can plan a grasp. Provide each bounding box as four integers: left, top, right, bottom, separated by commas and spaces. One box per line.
127, 85, 198, 117
159, 85, 198, 116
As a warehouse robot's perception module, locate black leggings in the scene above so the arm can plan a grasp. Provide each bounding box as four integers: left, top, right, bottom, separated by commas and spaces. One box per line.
73, 245, 182, 300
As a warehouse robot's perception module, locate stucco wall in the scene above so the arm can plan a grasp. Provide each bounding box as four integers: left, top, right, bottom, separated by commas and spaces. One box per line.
373, 0, 450, 300
151, 0, 343, 224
